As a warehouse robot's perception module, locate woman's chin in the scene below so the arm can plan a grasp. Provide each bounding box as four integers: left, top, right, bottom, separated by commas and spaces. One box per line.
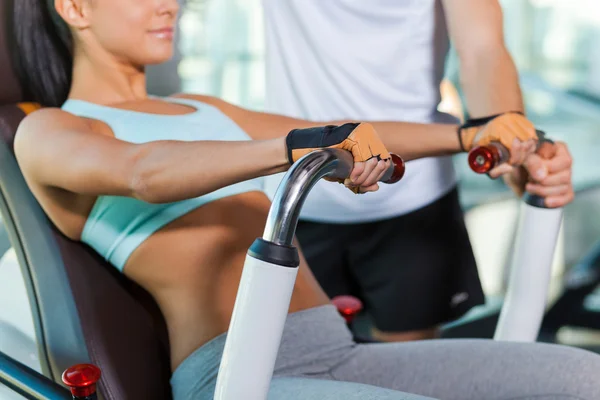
145, 51, 175, 66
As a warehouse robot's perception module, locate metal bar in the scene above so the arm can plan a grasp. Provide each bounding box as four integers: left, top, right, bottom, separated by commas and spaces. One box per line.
263, 149, 353, 246
215, 149, 354, 400
0, 351, 71, 400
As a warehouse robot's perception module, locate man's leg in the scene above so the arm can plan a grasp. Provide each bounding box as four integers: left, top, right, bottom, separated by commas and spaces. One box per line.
349, 187, 485, 342
295, 219, 357, 299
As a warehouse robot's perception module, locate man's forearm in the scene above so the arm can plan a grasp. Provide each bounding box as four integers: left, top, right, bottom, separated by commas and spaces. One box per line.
459, 46, 524, 117
443, 0, 524, 118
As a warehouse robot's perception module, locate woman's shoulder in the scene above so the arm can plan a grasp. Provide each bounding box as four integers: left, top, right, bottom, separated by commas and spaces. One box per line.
15, 106, 113, 159
17, 106, 81, 139
18, 106, 108, 139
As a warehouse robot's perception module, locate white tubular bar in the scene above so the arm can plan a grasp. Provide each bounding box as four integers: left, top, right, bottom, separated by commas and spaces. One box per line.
213, 254, 298, 400
494, 198, 564, 342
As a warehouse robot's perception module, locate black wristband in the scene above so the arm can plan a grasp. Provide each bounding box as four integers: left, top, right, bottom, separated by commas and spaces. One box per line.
460, 111, 524, 129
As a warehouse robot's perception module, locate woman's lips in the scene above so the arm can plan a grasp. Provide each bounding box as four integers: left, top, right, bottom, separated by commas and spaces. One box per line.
149, 27, 174, 40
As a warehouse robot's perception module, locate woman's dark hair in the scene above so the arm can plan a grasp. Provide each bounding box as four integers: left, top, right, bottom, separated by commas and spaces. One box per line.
10, 0, 73, 107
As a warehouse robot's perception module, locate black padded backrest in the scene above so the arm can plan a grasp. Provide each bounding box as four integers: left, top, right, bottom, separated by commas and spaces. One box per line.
0, 1, 173, 397
0, 104, 90, 382
0, 105, 173, 399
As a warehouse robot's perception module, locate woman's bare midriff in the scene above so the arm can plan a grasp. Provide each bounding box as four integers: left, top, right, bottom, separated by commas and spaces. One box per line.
121, 191, 330, 371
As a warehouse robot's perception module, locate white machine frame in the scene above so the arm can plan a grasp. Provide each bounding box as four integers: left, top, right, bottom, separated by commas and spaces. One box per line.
214, 148, 563, 400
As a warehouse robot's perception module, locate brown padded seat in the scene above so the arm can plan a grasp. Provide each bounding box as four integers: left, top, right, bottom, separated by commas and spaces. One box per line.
0, 1, 172, 398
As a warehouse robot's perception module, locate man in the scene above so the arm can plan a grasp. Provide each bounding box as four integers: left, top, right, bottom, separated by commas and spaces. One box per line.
262, 0, 551, 341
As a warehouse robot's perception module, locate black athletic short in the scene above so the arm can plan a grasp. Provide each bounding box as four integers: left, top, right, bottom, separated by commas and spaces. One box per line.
295, 187, 485, 333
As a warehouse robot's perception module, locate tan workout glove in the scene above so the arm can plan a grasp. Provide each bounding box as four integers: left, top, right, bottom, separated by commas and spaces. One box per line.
458, 112, 538, 152
285, 122, 391, 192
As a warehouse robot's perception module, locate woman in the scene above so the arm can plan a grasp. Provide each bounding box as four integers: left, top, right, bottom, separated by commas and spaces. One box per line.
12, 0, 595, 399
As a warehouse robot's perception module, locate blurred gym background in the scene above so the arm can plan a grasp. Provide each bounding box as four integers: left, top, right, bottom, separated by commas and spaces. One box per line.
2, 2, 600, 396
169, 0, 600, 342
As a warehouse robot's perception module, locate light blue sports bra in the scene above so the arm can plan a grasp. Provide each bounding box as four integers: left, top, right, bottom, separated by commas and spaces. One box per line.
61, 96, 265, 272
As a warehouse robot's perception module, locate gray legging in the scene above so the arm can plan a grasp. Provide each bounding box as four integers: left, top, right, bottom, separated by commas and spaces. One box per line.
171, 305, 600, 400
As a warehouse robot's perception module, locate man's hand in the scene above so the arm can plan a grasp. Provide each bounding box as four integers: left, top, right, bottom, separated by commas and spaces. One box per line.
442, 0, 573, 207
492, 141, 574, 208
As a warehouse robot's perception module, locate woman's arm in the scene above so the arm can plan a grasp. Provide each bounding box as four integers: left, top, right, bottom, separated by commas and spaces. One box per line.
177, 95, 462, 161
15, 108, 288, 204
337, 121, 460, 161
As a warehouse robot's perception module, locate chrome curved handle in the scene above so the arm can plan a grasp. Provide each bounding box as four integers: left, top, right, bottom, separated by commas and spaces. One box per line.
263, 149, 353, 246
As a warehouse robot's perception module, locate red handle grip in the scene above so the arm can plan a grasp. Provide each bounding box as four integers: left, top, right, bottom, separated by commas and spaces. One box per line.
468, 143, 508, 174
382, 153, 406, 184
468, 130, 552, 175
62, 364, 101, 398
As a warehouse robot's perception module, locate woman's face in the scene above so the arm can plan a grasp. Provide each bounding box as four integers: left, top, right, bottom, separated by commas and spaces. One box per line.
59, 0, 180, 66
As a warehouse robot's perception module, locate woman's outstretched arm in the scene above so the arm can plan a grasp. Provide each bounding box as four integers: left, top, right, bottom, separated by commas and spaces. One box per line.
15, 107, 389, 204
15, 108, 289, 204
176, 94, 462, 161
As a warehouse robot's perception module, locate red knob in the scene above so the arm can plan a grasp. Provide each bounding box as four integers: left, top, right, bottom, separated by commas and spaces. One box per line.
383, 153, 406, 184
332, 295, 363, 323
468, 145, 497, 174
62, 364, 101, 398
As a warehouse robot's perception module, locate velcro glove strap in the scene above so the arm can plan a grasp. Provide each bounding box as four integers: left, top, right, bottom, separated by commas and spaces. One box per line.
286, 122, 391, 164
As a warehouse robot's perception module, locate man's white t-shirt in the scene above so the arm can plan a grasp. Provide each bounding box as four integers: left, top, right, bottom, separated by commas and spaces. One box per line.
262, 0, 458, 223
